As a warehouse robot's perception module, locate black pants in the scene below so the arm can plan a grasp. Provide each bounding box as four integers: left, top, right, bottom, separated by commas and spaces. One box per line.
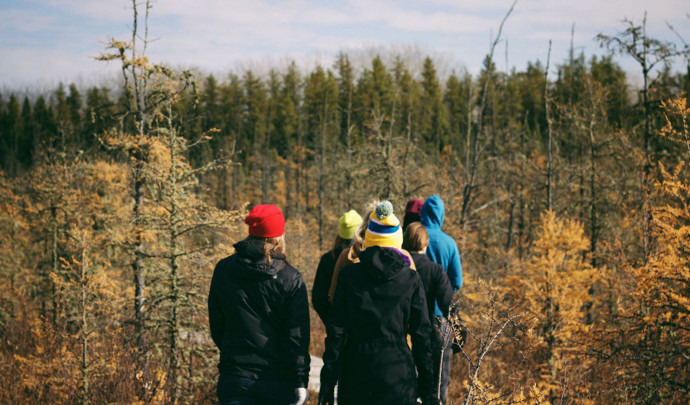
431, 317, 452, 405
217, 374, 295, 405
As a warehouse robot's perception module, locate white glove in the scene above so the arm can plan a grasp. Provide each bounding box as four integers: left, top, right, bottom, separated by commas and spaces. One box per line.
292, 387, 308, 405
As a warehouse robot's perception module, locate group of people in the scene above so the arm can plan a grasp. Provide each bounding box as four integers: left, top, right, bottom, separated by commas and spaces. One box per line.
208, 196, 463, 405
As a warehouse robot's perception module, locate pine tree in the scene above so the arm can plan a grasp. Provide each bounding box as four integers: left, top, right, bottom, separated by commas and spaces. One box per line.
420, 57, 449, 155
276, 63, 301, 217
243, 69, 267, 179
444, 71, 470, 157
1, 95, 21, 174
304, 66, 338, 248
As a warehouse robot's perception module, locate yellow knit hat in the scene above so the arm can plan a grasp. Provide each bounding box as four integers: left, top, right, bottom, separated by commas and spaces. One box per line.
364, 201, 403, 249
339, 209, 363, 239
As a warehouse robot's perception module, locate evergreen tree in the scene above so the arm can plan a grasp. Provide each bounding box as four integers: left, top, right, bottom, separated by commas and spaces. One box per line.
420, 57, 449, 155
1, 95, 21, 174
84, 87, 116, 150
242, 69, 267, 202
280, 62, 301, 218
304, 65, 338, 247
32, 95, 56, 154
444, 71, 470, 156
19, 97, 33, 168
589, 55, 629, 128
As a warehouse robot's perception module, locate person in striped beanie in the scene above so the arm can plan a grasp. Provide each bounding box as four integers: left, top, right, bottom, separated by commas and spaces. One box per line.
319, 200, 437, 405
364, 200, 404, 249
328, 201, 418, 302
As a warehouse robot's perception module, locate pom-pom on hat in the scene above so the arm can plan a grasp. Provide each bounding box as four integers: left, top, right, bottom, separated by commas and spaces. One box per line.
244, 204, 285, 238
364, 201, 403, 249
339, 209, 363, 239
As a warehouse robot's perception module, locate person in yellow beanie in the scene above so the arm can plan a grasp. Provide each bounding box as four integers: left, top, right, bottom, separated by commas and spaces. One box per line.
328, 201, 417, 302
339, 209, 362, 240
364, 200, 404, 249
312, 209, 363, 325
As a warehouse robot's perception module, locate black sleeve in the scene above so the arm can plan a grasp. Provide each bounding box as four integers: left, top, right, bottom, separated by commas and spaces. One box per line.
285, 270, 312, 388
434, 267, 454, 318
409, 275, 436, 399
208, 262, 225, 349
320, 270, 349, 389
312, 252, 335, 324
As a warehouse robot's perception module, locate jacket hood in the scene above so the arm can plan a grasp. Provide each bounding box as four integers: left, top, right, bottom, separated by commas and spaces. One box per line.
231, 239, 285, 280
358, 246, 409, 282
420, 195, 444, 229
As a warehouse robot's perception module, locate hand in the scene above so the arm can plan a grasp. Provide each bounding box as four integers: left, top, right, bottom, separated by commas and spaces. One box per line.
421, 395, 441, 405
317, 384, 335, 405
292, 387, 308, 405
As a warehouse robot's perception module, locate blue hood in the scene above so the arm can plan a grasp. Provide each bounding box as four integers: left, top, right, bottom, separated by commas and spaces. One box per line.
420, 195, 444, 229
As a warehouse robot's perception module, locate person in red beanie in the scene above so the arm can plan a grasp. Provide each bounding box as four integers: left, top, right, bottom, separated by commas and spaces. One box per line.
403, 198, 424, 232
244, 204, 286, 238
209, 204, 310, 405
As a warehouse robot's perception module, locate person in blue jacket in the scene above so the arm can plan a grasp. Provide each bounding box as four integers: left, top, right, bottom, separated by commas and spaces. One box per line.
420, 195, 462, 405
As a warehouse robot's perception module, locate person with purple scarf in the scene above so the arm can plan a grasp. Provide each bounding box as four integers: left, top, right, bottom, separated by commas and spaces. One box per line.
318, 201, 438, 405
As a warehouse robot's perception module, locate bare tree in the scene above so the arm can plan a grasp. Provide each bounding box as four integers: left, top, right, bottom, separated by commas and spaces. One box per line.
460, 0, 518, 229
597, 12, 685, 261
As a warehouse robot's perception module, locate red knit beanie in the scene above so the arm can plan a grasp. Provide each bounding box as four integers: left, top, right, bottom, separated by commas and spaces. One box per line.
245, 204, 285, 238
405, 199, 424, 215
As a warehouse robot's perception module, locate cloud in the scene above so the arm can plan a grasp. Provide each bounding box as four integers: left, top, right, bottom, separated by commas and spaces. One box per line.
0, 46, 120, 89
38, 0, 131, 22
0, 0, 688, 87
0, 9, 60, 34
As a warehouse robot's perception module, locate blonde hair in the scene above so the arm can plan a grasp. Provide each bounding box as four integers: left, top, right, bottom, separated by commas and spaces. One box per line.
247, 234, 286, 263
352, 200, 380, 249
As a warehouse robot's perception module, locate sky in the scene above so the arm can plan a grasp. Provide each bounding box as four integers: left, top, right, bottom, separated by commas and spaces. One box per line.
1, 0, 689, 90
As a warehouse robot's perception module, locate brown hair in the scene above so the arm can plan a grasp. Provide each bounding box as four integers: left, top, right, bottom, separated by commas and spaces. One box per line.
331, 235, 350, 258
402, 222, 428, 253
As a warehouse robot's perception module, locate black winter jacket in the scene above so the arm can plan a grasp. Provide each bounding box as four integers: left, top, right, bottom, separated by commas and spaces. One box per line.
208, 239, 311, 387
410, 252, 454, 319
320, 246, 436, 404
312, 241, 349, 325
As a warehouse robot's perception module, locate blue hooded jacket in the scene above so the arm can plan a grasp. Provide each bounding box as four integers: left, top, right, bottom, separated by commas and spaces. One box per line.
420, 195, 462, 316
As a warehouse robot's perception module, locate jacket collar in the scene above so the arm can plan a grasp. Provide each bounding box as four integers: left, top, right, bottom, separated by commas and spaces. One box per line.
231, 239, 286, 280
358, 246, 409, 281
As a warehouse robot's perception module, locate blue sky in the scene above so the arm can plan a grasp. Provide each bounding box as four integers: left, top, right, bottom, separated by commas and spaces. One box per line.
1, 0, 689, 89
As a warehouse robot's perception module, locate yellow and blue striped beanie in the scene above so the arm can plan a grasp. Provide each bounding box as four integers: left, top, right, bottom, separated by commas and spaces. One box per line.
364, 201, 403, 249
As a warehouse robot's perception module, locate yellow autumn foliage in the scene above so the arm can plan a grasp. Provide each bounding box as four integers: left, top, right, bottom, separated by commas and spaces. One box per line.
504, 211, 600, 403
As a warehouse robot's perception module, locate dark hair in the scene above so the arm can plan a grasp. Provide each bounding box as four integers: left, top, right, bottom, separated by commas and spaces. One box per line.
403, 212, 421, 232
402, 222, 428, 252
331, 235, 352, 259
